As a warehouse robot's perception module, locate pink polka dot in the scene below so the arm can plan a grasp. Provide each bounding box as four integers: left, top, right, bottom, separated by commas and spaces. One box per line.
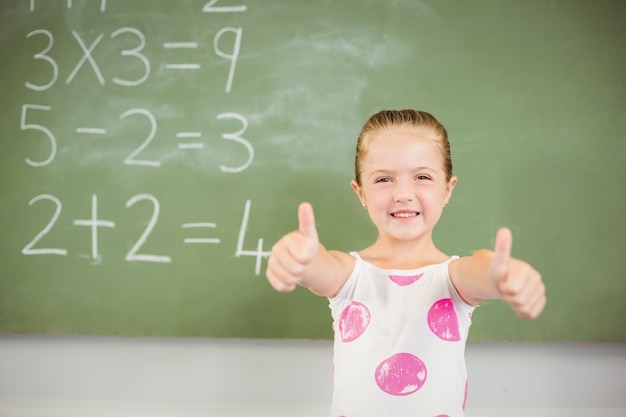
427, 298, 461, 341
436, 415, 450, 417
338, 301, 370, 342
374, 352, 427, 396
388, 273, 423, 286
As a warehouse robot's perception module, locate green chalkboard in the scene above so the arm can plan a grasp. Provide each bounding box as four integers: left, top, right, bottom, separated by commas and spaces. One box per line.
0, 0, 624, 341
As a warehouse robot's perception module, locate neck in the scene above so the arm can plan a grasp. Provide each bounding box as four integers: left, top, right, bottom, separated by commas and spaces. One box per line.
359, 235, 448, 270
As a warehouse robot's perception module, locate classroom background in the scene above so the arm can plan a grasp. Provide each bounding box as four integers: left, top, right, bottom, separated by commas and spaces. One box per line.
1, 0, 624, 415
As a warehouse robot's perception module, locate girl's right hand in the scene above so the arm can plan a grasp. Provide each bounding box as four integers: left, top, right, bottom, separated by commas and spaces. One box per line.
266, 202, 319, 292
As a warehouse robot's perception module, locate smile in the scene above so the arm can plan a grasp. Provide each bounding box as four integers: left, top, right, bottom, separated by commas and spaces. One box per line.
391, 212, 419, 218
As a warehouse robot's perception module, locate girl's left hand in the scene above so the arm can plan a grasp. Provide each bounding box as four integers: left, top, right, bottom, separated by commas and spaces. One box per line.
488, 228, 547, 319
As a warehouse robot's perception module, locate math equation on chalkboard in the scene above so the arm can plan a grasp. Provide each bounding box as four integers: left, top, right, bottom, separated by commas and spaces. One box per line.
17, 0, 273, 276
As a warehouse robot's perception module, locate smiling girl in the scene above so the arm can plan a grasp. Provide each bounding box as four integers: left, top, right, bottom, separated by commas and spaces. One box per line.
266, 109, 546, 417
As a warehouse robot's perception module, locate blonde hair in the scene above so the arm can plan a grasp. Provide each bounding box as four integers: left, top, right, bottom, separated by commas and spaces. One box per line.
354, 109, 453, 185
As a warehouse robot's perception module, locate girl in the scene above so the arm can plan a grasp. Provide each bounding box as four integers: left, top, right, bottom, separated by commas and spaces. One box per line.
266, 109, 546, 416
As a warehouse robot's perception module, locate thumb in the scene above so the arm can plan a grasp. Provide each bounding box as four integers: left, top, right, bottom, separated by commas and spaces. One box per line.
298, 202, 319, 244
490, 227, 512, 283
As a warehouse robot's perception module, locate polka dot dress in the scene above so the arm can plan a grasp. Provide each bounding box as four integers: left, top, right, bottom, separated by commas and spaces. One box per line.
329, 253, 474, 417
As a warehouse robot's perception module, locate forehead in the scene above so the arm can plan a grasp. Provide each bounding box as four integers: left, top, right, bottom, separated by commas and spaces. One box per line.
362, 127, 443, 166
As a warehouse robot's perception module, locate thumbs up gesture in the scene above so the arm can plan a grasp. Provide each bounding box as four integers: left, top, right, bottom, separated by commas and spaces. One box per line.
266, 202, 320, 292
488, 228, 546, 319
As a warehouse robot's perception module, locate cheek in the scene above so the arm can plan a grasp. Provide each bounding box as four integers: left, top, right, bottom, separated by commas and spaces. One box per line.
366, 189, 391, 209
420, 189, 447, 211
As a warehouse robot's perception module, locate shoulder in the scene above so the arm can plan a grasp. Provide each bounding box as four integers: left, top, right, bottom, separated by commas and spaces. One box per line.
324, 250, 357, 298
447, 255, 471, 291
448, 250, 492, 280
447, 251, 493, 306
327, 250, 357, 278
447, 256, 465, 278
447, 254, 478, 284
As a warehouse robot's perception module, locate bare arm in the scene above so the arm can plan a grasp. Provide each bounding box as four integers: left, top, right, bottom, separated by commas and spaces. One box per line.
449, 228, 546, 319
266, 202, 353, 297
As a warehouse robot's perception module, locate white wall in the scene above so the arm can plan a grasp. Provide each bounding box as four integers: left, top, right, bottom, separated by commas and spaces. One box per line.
0, 335, 624, 417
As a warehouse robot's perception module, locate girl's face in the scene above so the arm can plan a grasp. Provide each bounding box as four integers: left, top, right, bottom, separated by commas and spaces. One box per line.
351, 127, 457, 244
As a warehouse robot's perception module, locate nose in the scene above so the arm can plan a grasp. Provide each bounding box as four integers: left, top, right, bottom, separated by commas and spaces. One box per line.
394, 181, 414, 202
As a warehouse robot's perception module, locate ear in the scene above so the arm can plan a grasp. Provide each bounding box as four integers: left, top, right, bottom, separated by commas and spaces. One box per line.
445, 176, 457, 204
351, 179, 366, 206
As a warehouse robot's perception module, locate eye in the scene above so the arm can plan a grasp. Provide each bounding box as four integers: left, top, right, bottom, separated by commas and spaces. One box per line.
375, 177, 392, 183
416, 174, 432, 181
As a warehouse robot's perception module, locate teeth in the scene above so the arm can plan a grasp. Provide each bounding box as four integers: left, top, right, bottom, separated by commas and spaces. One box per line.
392, 212, 417, 218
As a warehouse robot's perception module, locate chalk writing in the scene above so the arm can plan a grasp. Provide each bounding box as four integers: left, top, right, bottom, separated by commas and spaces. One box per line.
66, 30, 106, 85
25, 26, 239, 91
236, 200, 271, 276
25, 30, 57, 91
21, 195, 268, 275
203, 0, 247, 13
119, 108, 160, 167
20, 104, 55, 167
18, 1, 268, 275
163, 41, 201, 70
182, 223, 221, 245
73, 194, 116, 262
29, 0, 108, 14
125, 194, 171, 263
21, 194, 67, 256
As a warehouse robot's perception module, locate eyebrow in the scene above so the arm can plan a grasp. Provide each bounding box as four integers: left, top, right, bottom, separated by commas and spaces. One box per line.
369, 166, 438, 176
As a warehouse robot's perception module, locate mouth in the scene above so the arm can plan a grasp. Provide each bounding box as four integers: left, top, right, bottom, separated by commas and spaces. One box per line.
390, 211, 420, 218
